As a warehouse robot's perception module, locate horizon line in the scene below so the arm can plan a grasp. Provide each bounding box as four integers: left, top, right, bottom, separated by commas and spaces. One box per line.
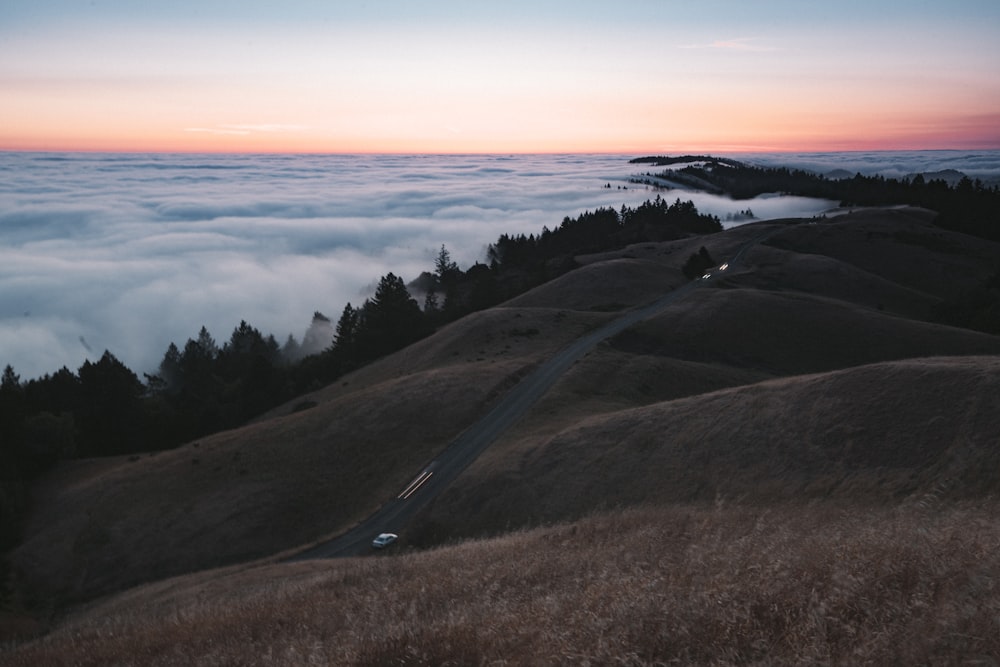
4, 146, 1000, 157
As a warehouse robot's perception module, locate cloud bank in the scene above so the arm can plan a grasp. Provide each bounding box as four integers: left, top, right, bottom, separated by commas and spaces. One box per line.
740, 150, 1000, 184
2, 151, 996, 381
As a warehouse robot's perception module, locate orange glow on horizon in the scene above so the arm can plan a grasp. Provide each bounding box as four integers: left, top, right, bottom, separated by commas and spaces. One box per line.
4, 40, 998, 155
3, 88, 998, 155
4, 126, 998, 155
4, 97, 997, 154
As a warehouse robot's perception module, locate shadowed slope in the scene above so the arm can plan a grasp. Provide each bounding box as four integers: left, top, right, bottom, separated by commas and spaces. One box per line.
415, 356, 1000, 542
610, 287, 1000, 376
765, 208, 998, 300
8, 208, 1000, 608
10, 306, 617, 604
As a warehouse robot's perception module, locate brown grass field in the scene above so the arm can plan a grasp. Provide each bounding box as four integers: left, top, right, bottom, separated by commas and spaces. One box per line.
6, 503, 1000, 665
3, 207, 1000, 664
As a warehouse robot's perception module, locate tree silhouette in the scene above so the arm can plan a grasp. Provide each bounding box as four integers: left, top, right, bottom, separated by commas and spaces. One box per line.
76, 351, 146, 456
334, 303, 360, 356
357, 273, 427, 360
434, 244, 461, 311
434, 244, 459, 281
156, 342, 182, 393
0, 365, 24, 445
682, 246, 716, 279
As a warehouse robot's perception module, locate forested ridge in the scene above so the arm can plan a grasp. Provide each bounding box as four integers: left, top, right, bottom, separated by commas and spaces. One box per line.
633, 156, 1000, 240
0, 195, 721, 551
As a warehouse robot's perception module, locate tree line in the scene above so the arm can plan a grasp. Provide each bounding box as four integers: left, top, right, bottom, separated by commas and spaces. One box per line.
657, 159, 1000, 241
0, 196, 722, 550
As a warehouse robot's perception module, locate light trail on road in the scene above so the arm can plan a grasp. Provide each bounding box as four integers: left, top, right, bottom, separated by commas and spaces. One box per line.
399, 471, 434, 500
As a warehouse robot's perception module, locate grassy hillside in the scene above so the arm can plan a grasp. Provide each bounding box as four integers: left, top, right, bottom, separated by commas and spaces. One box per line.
415, 355, 1000, 544
7, 503, 1000, 665
4, 206, 1000, 662
9, 307, 616, 605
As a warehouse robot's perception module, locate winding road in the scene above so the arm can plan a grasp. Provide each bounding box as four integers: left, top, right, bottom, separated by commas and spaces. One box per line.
289, 225, 780, 560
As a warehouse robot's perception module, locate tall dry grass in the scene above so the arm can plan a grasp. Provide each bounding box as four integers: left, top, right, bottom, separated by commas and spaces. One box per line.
5, 501, 999, 665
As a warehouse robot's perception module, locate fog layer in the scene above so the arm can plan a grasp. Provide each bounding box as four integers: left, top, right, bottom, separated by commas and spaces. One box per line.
2, 151, 995, 380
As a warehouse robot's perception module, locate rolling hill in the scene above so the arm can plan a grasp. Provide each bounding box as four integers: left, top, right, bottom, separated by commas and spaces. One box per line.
4, 206, 1000, 663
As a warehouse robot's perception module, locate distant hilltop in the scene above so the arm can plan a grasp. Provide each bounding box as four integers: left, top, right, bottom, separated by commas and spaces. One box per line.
821, 167, 971, 185
629, 155, 746, 168
908, 169, 968, 186
632, 155, 973, 186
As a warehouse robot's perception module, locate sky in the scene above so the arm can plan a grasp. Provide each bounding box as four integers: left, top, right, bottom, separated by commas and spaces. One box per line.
1, 0, 999, 153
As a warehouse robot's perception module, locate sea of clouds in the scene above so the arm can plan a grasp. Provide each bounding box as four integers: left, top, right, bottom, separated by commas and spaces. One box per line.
2, 151, 997, 381
742, 150, 1000, 184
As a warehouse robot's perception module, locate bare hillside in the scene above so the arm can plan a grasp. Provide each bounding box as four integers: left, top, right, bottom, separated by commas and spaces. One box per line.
768, 207, 998, 299
10, 306, 619, 604
8, 503, 1000, 665
415, 356, 1000, 543
611, 287, 999, 376
7, 208, 1000, 612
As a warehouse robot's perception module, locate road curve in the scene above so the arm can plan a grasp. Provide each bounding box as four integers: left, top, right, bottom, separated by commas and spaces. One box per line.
288, 225, 781, 560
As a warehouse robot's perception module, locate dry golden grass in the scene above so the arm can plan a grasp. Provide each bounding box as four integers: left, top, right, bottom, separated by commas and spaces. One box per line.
5, 502, 999, 665
9, 306, 617, 605
616, 286, 1000, 376
771, 207, 998, 300
289, 305, 615, 394
732, 242, 939, 319
412, 355, 1000, 544
5, 208, 1000, 662
503, 257, 682, 311
9, 362, 511, 604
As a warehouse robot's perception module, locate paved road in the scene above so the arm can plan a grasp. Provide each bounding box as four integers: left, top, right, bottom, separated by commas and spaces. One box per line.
289, 226, 780, 560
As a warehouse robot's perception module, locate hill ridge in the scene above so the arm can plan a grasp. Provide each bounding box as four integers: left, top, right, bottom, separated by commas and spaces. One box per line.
6, 208, 1000, 612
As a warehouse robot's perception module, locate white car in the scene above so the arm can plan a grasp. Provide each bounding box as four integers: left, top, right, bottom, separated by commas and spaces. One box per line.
371, 533, 398, 549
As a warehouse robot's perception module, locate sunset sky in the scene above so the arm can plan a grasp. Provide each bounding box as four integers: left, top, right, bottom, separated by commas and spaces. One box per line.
2, 0, 999, 154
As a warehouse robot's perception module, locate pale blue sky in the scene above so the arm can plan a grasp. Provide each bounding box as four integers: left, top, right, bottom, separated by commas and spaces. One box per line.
4, 1, 998, 29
